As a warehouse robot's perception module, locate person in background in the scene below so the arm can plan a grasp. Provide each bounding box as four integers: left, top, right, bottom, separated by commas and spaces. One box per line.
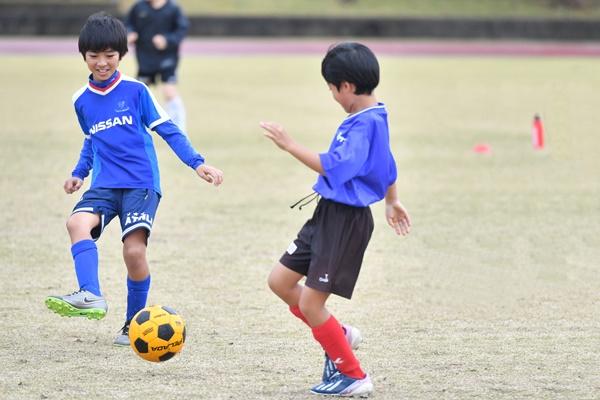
126, 0, 189, 132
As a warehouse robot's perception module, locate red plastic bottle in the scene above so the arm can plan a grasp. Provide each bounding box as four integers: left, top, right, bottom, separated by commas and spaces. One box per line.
532, 114, 544, 149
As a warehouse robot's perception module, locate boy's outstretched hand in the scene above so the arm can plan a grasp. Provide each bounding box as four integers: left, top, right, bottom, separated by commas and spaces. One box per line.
260, 121, 324, 175
386, 200, 411, 236
260, 121, 294, 151
195, 164, 223, 186
64, 177, 83, 194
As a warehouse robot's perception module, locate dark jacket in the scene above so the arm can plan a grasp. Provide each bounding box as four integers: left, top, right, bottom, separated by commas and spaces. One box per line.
125, 0, 189, 70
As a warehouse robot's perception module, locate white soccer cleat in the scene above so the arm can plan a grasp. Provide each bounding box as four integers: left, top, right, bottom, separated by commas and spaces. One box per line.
311, 373, 373, 397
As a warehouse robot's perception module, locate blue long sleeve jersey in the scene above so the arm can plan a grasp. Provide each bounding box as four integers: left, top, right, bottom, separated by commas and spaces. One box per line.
314, 103, 397, 207
71, 71, 204, 195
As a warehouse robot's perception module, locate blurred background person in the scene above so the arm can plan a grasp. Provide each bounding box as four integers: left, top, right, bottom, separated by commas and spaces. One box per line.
126, 0, 188, 132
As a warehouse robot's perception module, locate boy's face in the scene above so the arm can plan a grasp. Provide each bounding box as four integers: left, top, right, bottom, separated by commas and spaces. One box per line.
328, 82, 355, 113
84, 48, 120, 82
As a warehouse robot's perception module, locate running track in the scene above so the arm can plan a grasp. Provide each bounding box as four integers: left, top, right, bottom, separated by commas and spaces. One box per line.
2, 37, 600, 57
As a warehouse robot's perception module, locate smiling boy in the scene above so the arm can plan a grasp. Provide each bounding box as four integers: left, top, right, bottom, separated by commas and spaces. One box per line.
45, 12, 223, 345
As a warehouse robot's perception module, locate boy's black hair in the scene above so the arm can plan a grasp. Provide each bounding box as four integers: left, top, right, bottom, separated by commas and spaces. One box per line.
321, 42, 379, 95
78, 12, 128, 59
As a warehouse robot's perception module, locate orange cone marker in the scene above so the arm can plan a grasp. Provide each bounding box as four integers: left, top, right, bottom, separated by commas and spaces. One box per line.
532, 114, 544, 149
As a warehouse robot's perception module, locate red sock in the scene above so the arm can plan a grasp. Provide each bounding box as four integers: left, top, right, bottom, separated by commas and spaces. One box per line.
289, 304, 309, 325
312, 315, 365, 379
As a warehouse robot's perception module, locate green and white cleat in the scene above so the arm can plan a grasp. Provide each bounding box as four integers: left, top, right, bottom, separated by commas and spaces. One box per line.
45, 289, 107, 320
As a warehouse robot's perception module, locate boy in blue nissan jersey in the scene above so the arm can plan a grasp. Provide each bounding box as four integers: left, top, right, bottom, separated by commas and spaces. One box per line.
45, 12, 223, 346
260, 42, 411, 397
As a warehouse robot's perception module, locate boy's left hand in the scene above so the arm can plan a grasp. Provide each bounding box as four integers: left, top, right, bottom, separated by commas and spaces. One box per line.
386, 201, 411, 236
195, 164, 223, 186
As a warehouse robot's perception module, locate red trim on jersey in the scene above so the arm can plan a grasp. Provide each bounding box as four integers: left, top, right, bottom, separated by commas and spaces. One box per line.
88, 71, 121, 92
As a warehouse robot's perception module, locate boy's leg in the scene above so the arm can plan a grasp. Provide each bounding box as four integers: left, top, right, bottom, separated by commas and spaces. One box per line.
299, 287, 372, 396
68, 212, 102, 295
123, 229, 151, 320
269, 261, 361, 333
45, 211, 107, 319
114, 229, 151, 346
268, 263, 373, 394
268, 262, 304, 307
114, 189, 159, 345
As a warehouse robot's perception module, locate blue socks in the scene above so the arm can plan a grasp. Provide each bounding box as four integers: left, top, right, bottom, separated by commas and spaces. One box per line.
72, 239, 151, 321
126, 275, 151, 322
71, 239, 101, 296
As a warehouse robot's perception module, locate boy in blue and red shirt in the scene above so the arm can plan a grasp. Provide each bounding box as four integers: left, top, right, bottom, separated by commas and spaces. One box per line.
45, 12, 223, 346
261, 42, 411, 397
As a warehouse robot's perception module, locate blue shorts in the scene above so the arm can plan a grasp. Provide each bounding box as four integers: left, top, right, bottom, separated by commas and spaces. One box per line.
72, 188, 161, 242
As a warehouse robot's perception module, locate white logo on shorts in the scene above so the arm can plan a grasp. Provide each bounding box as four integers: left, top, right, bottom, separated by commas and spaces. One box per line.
124, 212, 153, 226
286, 242, 297, 255
319, 274, 329, 283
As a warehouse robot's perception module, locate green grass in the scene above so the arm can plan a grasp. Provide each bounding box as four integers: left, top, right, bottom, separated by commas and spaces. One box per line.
0, 51, 599, 399
117, 0, 600, 19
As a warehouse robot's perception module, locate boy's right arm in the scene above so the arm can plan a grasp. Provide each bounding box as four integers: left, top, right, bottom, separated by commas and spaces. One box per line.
67, 100, 93, 193
260, 121, 324, 175
65, 138, 91, 194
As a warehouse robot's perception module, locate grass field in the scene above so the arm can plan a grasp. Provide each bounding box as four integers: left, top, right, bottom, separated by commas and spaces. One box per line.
0, 47, 599, 399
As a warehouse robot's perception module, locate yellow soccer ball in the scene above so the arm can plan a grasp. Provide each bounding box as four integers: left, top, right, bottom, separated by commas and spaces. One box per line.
128, 305, 186, 362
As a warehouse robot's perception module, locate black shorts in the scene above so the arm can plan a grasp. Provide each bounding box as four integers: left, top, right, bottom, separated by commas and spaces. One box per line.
138, 59, 178, 85
280, 198, 374, 299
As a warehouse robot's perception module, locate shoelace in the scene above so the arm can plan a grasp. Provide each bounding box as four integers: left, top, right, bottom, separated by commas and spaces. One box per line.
290, 192, 320, 210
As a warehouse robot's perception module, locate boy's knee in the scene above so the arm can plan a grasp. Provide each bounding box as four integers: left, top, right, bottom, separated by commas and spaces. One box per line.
267, 271, 281, 294
268, 269, 293, 298
65, 217, 76, 233
66, 214, 90, 236
123, 241, 146, 261
298, 300, 316, 319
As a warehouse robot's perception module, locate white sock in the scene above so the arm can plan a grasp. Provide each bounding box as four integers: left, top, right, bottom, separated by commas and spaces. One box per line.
165, 96, 187, 134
